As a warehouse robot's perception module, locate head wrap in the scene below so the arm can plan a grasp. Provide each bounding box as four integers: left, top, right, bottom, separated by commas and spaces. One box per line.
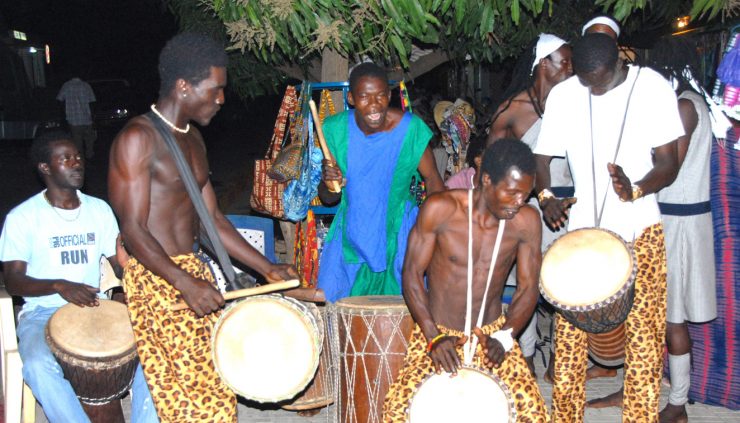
434, 99, 476, 172
581, 16, 621, 36
532, 34, 568, 72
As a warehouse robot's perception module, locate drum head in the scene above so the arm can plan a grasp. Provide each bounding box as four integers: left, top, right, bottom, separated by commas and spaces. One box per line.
407, 367, 515, 422
212, 295, 321, 403
540, 228, 633, 309
47, 300, 135, 359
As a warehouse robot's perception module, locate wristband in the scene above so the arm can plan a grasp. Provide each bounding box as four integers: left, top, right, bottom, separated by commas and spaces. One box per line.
426, 333, 446, 354
631, 184, 644, 201
537, 188, 555, 204
489, 328, 514, 353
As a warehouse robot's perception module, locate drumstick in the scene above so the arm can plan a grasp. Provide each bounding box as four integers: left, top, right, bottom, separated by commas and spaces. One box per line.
309, 100, 342, 193
170, 279, 300, 311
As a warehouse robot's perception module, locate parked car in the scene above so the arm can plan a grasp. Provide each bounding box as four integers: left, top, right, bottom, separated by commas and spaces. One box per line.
89, 78, 136, 125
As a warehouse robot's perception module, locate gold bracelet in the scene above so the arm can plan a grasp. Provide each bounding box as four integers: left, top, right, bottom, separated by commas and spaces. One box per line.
631, 184, 644, 201
537, 188, 555, 204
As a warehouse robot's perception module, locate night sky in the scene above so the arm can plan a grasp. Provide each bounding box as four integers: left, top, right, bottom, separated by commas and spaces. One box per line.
0, 0, 178, 95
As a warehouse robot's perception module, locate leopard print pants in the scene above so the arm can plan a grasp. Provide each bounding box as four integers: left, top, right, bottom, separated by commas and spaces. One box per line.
551, 223, 666, 423
383, 316, 549, 422
123, 254, 237, 422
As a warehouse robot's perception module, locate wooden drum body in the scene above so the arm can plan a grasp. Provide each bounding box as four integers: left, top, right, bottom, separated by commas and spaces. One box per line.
282, 304, 336, 411
407, 366, 516, 422
212, 294, 321, 403
540, 228, 637, 333
46, 300, 138, 423
587, 323, 626, 367
332, 296, 414, 423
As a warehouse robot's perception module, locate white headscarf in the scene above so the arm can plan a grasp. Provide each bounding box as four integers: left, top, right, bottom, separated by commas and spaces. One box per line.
581, 16, 621, 36
532, 33, 568, 72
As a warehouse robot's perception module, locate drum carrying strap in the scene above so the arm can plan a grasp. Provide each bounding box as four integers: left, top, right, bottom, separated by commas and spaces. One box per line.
588, 67, 641, 229
147, 111, 251, 292
463, 189, 506, 364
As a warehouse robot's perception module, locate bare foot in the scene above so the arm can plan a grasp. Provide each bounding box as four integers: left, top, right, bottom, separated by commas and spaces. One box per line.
543, 351, 555, 384
587, 388, 623, 409
297, 409, 321, 417
659, 403, 688, 423
525, 355, 536, 377
586, 365, 617, 381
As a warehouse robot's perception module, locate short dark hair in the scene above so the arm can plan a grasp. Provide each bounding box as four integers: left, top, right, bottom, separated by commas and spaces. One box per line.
349, 62, 389, 93
158, 32, 228, 97
466, 134, 487, 168
480, 138, 535, 184
573, 33, 618, 75
30, 130, 73, 166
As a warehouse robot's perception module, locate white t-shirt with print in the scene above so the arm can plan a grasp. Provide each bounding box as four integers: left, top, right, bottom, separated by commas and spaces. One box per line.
535, 65, 684, 241
0, 191, 118, 312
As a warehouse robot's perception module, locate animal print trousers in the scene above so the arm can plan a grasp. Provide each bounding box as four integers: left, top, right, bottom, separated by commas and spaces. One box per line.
383, 315, 550, 422
123, 254, 237, 422
551, 223, 666, 422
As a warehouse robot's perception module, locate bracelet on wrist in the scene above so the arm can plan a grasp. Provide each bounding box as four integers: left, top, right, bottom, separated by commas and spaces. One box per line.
537, 188, 555, 204
489, 328, 514, 353
631, 184, 643, 201
426, 333, 446, 355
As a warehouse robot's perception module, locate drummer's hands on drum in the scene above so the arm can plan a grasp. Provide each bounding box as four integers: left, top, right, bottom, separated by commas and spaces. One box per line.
429, 335, 467, 375
57, 281, 100, 307
473, 327, 506, 369
607, 163, 633, 202
177, 276, 225, 317
263, 263, 299, 284
539, 197, 576, 230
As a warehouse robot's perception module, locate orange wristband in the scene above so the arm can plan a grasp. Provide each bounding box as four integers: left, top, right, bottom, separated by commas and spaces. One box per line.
426, 334, 446, 354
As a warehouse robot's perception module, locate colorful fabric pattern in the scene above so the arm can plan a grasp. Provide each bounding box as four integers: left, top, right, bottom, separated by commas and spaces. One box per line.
383, 317, 550, 422
552, 223, 666, 422
688, 130, 740, 409
123, 254, 237, 422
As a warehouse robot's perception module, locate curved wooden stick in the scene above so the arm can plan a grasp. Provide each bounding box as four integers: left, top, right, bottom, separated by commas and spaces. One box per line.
309, 100, 342, 193
171, 279, 300, 311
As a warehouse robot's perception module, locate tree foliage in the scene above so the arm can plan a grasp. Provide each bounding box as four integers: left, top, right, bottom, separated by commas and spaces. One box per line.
166, 0, 734, 98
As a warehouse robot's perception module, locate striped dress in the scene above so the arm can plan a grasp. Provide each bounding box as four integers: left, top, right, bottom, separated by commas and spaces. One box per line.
688, 128, 740, 409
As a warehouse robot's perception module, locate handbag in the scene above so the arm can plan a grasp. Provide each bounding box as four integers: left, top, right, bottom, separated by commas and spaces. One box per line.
267, 141, 303, 183
283, 83, 324, 221
250, 86, 297, 218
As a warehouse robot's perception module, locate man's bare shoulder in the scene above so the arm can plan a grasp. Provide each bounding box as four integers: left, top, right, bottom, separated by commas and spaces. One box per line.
509, 204, 542, 235
420, 190, 467, 222
112, 115, 159, 151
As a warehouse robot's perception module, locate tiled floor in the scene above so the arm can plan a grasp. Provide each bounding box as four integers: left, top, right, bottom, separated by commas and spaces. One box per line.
21, 311, 740, 422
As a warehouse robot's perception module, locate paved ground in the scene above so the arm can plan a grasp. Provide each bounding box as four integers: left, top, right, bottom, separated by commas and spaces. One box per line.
17, 309, 739, 423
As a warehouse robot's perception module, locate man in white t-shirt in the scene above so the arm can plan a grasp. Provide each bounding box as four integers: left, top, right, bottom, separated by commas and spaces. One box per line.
534, 33, 682, 422
0, 131, 157, 422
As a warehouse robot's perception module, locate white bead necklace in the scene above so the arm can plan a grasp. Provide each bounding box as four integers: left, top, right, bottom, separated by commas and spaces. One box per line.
44, 191, 82, 222
150, 104, 190, 134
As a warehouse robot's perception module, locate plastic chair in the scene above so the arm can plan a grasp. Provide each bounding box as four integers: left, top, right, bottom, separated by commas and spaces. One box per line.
225, 214, 276, 263
1, 286, 36, 423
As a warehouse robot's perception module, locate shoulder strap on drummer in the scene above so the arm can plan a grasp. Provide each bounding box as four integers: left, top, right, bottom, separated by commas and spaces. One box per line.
146, 111, 246, 291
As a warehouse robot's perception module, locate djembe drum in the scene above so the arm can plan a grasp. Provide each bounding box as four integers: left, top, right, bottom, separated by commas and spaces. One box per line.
46, 300, 138, 423
407, 366, 516, 422
211, 294, 322, 403
332, 296, 414, 423
282, 304, 336, 411
540, 228, 637, 333
588, 323, 626, 367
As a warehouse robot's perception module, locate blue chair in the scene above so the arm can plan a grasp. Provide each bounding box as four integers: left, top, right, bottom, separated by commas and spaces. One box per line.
225, 214, 276, 263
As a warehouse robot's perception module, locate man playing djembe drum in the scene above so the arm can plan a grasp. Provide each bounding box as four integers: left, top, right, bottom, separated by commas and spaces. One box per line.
108, 32, 296, 421
534, 33, 682, 422
0, 130, 157, 422
383, 139, 549, 422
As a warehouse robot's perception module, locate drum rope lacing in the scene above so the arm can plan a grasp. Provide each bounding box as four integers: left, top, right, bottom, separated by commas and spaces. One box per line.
588, 67, 641, 230
463, 189, 506, 364
333, 308, 409, 423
